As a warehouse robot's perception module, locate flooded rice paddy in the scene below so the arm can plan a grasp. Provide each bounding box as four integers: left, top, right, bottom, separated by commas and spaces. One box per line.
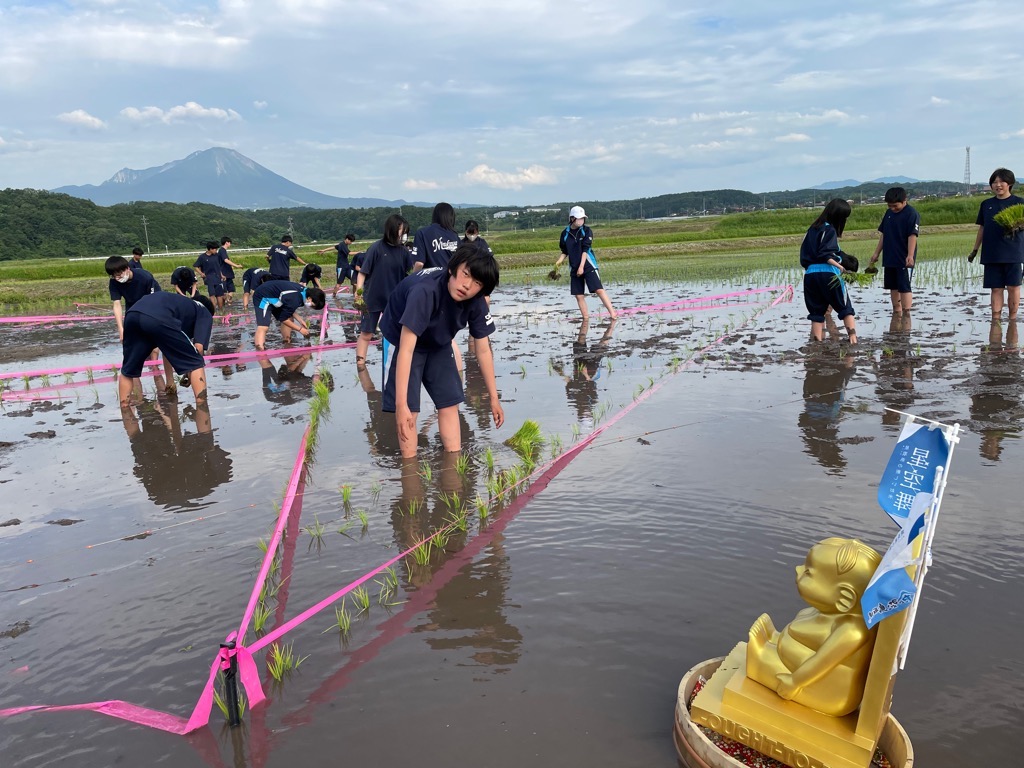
1, 272, 1022, 768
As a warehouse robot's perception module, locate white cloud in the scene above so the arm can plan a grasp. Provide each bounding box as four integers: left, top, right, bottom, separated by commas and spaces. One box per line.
254, 100, 268, 109
690, 111, 752, 122
461, 164, 557, 190
403, 178, 440, 190
57, 109, 106, 129
930, 96, 950, 105
783, 109, 851, 125
775, 133, 811, 143
120, 102, 242, 124
725, 126, 756, 136
999, 129, 1024, 139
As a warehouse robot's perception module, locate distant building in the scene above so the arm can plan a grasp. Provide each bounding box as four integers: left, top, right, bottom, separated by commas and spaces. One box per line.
492, 210, 520, 219
526, 207, 560, 213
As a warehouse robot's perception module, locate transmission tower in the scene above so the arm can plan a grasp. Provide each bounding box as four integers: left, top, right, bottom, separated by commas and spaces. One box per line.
963, 146, 971, 195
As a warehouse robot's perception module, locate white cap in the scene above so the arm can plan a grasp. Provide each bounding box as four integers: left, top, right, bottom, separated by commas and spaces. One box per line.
569, 205, 586, 220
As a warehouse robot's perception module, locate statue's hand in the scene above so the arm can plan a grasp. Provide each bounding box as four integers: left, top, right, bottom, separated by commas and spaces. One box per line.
776, 673, 800, 700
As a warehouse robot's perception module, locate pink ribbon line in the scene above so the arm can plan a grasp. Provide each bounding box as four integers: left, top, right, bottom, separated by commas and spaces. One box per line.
0, 314, 113, 325
0, 287, 791, 736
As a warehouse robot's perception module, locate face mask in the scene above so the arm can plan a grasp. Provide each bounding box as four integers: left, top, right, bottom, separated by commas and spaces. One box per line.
400, 233, 408, 245
467, 234, 478, 241
116, 273, 130, 283
306, 302, 314, 309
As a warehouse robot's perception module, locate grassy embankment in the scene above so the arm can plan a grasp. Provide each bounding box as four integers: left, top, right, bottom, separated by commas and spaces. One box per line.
0, 196, 982, 313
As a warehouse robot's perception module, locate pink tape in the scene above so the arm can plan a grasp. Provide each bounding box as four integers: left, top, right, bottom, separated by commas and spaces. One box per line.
0, 314, 112, 325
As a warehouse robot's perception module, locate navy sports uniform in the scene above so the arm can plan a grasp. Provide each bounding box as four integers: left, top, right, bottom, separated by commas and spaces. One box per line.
800, 223, 855, 323
380, 268, 495, 413
334, 241, 352, 283
170, 266, 198, 295
413, 223, 459, 270
267, 243, 299, 280
878, 204, 920, 294
193, 252, 226, 297
109, 267, 161, 309
128, 258, 145, 272
359, 240, 417, 334
559, 224, 604, 295
977, 194, 1024, 289
461, 235, 493, 256
299, 263, 323, 287
242, 267, 271, 294
217, 246, 236, 293
122, 292, 213, 378
253, 280, 307, 327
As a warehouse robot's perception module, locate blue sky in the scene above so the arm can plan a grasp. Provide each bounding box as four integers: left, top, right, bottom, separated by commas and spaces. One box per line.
1, 0, 1022, 206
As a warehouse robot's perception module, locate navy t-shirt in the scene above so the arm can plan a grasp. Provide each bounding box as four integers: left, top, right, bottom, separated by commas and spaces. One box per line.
110, 267, 161, 308
361, 240, 417, 313
335, 242, 351, 269
127, 292, 213, 349
799, 224, 842, 269
217, 247, 235, 279
267, 244, 298, 278
413, 223, 460, 270
253, 280, 306, 322
300, 263, 322, 284
878, 205, 921, 267
380, 267, 495, 349
559, 225, 597, 272
128, 258, 145, 272
976, 194, 1024, 264
461, 235, 493, 256
193, 252, 223, 286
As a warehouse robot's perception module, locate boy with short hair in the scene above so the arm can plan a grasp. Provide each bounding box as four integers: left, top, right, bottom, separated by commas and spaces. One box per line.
106, 255, 161, 341
317, 233, 357, 297
217, 237, 239, 303
118, 291, 215, 408
868, 187, 919, 313
195, 240, 244, 312
170, 266, 198, 296
380, 243, 504, 458
129, 247, 145, 271
266, 234, 307, 280
553, 206, 617, 320
241, 266, 272, 310
299, 262, 323, 289
969, 167, 1024, 320
252, 280, 327, 349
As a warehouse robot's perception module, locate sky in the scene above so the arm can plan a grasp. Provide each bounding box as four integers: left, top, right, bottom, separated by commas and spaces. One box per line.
1, 0, 1023, 207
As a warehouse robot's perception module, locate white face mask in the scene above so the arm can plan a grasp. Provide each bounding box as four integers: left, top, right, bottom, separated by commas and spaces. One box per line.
467, 234, 478, 241
116, 273, 131, 283
306, 301, 314, 309
400, 233, 408, 244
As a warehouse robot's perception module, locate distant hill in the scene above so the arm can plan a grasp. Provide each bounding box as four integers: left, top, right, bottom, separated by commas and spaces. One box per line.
814, 175, 921, 190
52, 147, 405, 209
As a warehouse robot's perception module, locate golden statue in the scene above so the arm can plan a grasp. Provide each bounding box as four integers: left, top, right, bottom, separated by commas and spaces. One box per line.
746, 537, 881, 716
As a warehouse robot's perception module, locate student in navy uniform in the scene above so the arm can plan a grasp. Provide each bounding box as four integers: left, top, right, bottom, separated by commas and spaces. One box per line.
299, 262, 323, 289
128, 247, 145, 271
118, 291, 215, 408
969, 168, 1024, 320
252, 280, 327, 349
355, 213, 423, 369
170, 266, 199, 297
217, 237, 242, 303
868, 187, 920, 314
106, 255, 162, 341
317, 233, 357, 297
242, 266, 272, 310
461, 220, 492, 256
553, 206, 617, 320
801, 199, 858, 345
351, 250, 366, 282
413, 202, 459, 270
194, 241, 231, 312
380, 243, 504, 458
266, 234, 307, 280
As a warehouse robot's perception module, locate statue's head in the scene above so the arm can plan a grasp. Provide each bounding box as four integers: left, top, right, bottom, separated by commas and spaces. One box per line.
796, 538, 882, 614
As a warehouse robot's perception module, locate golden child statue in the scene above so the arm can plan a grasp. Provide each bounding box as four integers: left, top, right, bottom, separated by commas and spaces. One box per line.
746, 537, 882, 717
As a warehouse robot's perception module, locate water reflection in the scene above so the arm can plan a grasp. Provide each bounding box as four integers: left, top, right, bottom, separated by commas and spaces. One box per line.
873, 311, 918, 427
798, 352, 857, 473
356, 366, 403, 460
119, 393, 232, 510
554, 319, 616, 424
259, 353, 314, 406
969, 320, 1022, 461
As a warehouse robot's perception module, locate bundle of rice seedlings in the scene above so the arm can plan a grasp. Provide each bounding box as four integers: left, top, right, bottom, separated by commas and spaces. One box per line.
504, 419, 545, 459
993, 203, 1024, 237
548, 268, 561, 280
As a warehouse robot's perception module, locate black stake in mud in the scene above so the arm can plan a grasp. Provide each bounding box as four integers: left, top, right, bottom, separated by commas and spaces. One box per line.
220, 639, 241, 727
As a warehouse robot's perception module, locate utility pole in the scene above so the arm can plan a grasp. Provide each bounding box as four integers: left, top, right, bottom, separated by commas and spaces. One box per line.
141, 216, 151, 253
287, 216, 294, 238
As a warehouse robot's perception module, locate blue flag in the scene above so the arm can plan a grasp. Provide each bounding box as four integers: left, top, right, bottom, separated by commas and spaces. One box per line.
861, 494, 928, 628
877, 421, 949, 527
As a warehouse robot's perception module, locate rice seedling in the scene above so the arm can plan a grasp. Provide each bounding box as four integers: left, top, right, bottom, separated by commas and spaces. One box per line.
85, 367, 95, 384
351, 585, 371, 614
439, 490, 461, 512
256, 537, 269, 554
483, 447, 495, 473
549, 433, 564, 458
474, 495, 490, 521
375, 566, 400, 605
433, 527, 451, 550
253, 601, 272, 633
266, 642, 307, 681
406, 497, 422, 516
486, 476, 503, 501
993, 203, 1024, 235
369, 479, 383, 503
571, 422, 582, 440
21, 374, 30, 390
303, 514, 326, 549
213, 673, 248, 722
419, 461, 433, 482
410, 536, 433, 566
337, 520, 354, 538
63, 372, 75, 384
322, 601, 352, 636
357, 509, 369, 532
504, 419, 545, 459
606, 358, 614, 373
454, 452, 471, 476
339, 483, 352, 509
446, 503, 470, 533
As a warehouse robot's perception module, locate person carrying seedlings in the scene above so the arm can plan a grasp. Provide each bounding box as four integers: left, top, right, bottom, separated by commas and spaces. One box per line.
241, 266, 272, 310
128, 246, 145, 271
317, 233, 357, 297
868, 187, 919, 314
379, 243, 504, 458
266, 234, 307, 280
800, 199, 858, 345
170, 266, 199, 297
106, 255, 162, 342
118, 291, 215, 408
413, 202, 460, 270
553, 206, 617, 320
299, 262, 324, 290
252, 279, 326, 350
355, 213, 423, 369
968, 167, 1024, 320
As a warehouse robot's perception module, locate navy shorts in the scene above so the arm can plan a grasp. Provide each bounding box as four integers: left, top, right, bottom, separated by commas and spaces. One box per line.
336, 266, 351, 283
359, 310, 382, 335
207, 281, 226, 298
122, 313, 204, 378
255, 303, 287, 327
570, 268, 604, 296
382, 345, 464, 413
224, 279, 236, 293
883, 267, 913, 293
804, 272, 855, 323
983, 263, 1024, 289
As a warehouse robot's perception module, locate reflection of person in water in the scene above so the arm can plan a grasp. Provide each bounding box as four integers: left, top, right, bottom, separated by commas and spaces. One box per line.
120, 391, 232, 510
969, 320, 1022, 461
259, 352, 314, 406
798, 352, 858, 473
872, 311, 918, 427
357, 365, 403, 460
553, 318, 616, 424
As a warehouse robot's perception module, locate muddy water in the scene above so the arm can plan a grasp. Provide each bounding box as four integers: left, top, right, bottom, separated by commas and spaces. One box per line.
1, 279, 1022, 768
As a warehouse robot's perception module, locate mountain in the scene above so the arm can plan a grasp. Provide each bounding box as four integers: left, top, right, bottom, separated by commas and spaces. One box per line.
814, 175, 921, 190
52, 147, 400, 209
812, 179, 862, 190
